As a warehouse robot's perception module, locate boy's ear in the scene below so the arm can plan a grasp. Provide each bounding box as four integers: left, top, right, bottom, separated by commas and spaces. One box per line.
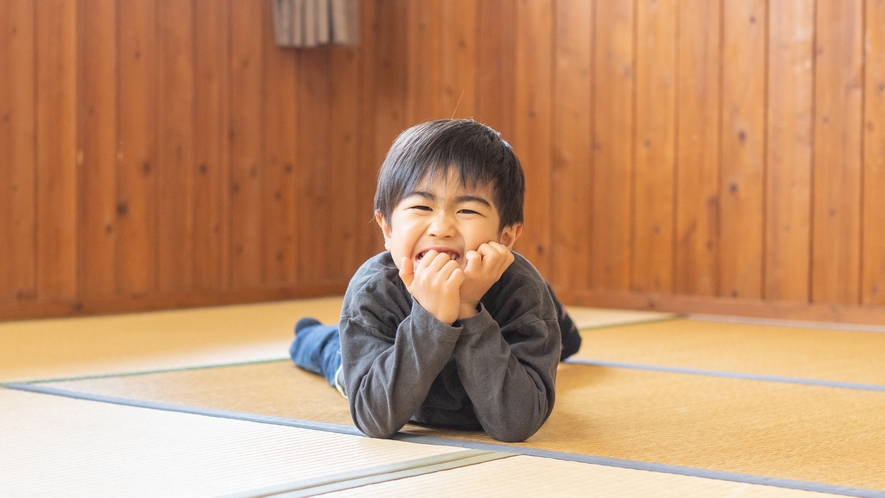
375, 211, 392, 250
498, 223, 523, 249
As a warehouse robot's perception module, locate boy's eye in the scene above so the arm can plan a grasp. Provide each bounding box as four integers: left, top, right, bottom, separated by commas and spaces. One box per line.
409, 205, 432, 211
458, 209, 480, 215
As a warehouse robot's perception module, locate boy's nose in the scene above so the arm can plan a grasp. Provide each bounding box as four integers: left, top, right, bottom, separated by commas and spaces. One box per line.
428, 214, 456, 238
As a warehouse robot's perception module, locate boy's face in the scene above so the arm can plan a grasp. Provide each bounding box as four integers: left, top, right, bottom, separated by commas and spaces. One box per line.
376, 169, 522, 271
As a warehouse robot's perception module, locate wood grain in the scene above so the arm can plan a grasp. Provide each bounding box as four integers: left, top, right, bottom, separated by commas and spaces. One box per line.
674, 0, 721, 297
812, 0, 863, 305
863, 0, 885, 306
551, 0, 593, 292
229, 0, 265, 287
263, 0, 298, 285
719, 0, 765, 299
192, 0, 231, 290
157, 0, 195, 292
512, 0, 553, 277
633, 0, 676, 294
1, 0, 883, 324
117, 0, 159, 296
0, 0, 36, 302
591, 0, 633, 292
765, 0, 814, 302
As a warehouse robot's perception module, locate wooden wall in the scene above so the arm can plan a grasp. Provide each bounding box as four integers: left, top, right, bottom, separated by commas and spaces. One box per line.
2, 0, 884, 325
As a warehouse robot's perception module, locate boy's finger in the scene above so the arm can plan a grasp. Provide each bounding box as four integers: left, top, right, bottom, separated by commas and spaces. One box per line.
464, 250, 481, 273
399, 257, 415, 287
447, 267, 465, 286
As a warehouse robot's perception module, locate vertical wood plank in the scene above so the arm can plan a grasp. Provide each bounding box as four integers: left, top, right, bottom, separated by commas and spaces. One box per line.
476, 1, 516, 140
356, 0, 384, 259
406, 0, 442, 123
192, 0, 231, 290
719, 0, 765, 298
77, 0, 118, 299
117, 0, 159, 295
296, 49, 332, 283
513, 0, 553, 277
229, 0, 265, 286
157, 0, 195, 291
36, 0, 78, 300
369, 0, 409, 242
633, 0, 676, 294
330, 45, 364, 279
765, 0, 813, 302
591, 0, 634, 291
675, 0, 721, 296
263, 0, 298, 285
812, 0, 863, 305
863, 0, 885, 305
440, 0, 477, 119
551, 0, 593, 292
0, 0, 36, 302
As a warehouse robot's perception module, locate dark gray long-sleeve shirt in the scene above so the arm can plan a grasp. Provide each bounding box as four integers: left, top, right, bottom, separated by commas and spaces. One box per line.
339, 251, 560, 442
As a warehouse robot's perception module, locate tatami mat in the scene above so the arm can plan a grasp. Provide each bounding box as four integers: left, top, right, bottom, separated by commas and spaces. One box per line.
33, 361, 885, 492
322, 454, 841, 498
570, 318, 885, 386
0, 387, 470, 497
5, 301, 884, 496
0, 297, 342, 383
0, 298, 661, 384
3, 388, 844, 498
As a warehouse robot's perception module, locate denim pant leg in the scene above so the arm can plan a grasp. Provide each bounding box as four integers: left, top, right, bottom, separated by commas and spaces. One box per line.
289, 324, 342, 387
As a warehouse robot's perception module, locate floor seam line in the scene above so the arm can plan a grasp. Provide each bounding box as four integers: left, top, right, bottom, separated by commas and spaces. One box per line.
565, 358, 885, 392
219, 450, 514, 498
4, 357, 290, 385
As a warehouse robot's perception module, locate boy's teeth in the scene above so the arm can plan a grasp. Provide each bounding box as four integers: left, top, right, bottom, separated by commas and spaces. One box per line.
417, 250, 458, 261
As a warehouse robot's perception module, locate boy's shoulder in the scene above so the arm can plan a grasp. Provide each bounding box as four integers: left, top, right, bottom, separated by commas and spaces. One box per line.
498, 251, 548, 292
341, 252, 412, 321
349, 251, 400, 288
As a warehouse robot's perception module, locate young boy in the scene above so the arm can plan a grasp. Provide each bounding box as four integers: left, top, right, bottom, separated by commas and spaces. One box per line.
290, 119, 581, 442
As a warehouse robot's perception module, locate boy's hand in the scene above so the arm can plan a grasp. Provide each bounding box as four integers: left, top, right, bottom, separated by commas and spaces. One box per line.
399, 251, 464, 325
459, 242, 514, 319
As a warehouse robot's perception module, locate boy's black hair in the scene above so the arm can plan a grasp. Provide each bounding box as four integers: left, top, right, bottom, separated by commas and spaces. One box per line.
373, 119, 525, 232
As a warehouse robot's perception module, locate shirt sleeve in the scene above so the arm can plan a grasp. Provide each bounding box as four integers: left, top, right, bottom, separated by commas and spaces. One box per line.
452, 285, 560, 442
340, 274, 462, 439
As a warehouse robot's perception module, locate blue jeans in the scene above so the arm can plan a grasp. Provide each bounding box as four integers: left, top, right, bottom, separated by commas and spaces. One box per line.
289, 323, 342, 387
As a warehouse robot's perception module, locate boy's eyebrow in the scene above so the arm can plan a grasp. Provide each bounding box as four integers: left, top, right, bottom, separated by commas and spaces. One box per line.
454, 195, 492, 207
405, 191, 492, 208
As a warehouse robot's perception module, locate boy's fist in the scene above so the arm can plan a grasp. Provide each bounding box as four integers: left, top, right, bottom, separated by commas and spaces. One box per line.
399, 251, 464, 325
458, 242, 514, 319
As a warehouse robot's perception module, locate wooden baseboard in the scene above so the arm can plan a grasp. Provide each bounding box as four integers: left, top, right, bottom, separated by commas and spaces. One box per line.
0, 283, 348, 321
557, 289, 885, 327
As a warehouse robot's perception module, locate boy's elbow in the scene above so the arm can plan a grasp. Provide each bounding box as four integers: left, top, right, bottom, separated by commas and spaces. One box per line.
352, 409, 400, 439
485, 421, 541, 443
357, 424, 398, 440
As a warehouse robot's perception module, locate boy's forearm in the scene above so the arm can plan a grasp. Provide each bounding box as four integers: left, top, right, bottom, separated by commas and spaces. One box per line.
341, 305, 460, 438
452, 307, 559, 442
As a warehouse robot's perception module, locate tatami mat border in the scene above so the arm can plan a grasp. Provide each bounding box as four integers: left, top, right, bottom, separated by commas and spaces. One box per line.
4, 382, 363, 437
688, 314, 885, 333
4, 358, 290, 385
565, 358, 885, 392
219, 450, 513, 498
575, 315, 685, 330
6, 383, 881, 498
